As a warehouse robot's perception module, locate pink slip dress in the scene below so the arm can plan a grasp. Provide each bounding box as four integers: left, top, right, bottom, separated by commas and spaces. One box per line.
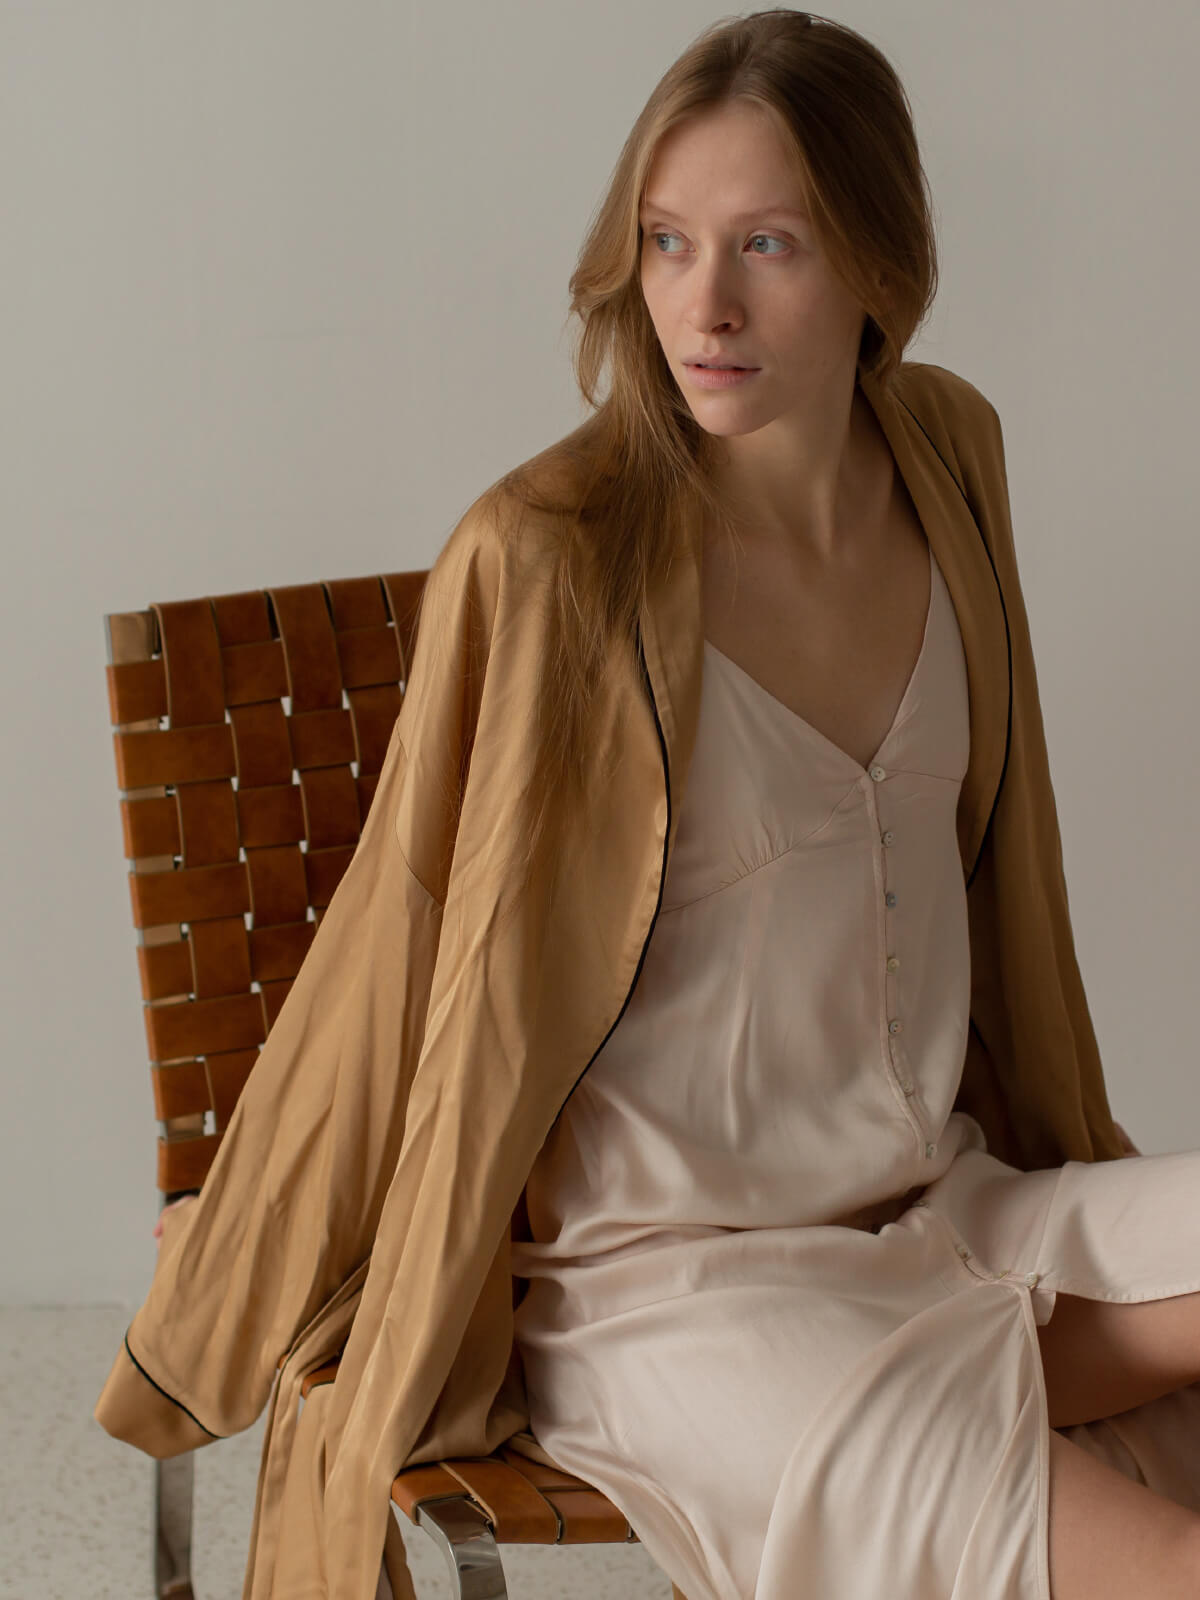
511, 541, 1200, 1600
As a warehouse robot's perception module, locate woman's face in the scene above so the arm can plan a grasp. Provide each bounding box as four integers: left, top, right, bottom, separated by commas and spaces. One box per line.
639, 100, 869, 441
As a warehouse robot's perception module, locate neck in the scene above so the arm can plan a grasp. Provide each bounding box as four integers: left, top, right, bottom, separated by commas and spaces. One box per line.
706, 365, 884, 563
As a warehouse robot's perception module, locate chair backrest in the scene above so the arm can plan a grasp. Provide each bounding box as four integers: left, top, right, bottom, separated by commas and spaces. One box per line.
104, 571, 427, 1196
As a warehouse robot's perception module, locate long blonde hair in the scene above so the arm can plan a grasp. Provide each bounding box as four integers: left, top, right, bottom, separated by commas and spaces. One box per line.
464, 9, 939, 885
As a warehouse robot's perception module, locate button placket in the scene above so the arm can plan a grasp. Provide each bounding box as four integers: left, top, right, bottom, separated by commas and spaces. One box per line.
922, 1201, 1002, 1283
876, 776, 906, 1083
869, 775, 922, 1120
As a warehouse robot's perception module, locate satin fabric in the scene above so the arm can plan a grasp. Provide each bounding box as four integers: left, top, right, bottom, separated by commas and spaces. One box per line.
512, 549, 1200, 1599
93, 362, 1139, 1600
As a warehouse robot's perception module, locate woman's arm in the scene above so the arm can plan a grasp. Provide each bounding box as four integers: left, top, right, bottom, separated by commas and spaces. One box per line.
932, 369, 1125, 1168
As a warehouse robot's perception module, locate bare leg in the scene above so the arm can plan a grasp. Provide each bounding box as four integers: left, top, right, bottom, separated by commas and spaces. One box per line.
1047, 1429, 1200, 1599
1037, 1290, 1200, 1429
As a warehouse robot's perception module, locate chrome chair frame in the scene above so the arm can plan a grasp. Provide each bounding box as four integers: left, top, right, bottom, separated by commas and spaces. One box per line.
154, 1451, 195, 1599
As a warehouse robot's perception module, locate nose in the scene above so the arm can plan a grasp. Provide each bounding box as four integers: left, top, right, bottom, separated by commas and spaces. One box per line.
685, 253, 745, 337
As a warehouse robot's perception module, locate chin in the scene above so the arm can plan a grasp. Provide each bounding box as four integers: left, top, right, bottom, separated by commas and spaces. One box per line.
689, 409, 773, 440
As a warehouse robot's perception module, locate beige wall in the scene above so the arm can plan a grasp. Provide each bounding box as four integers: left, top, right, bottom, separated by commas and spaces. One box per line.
2, 1, 1197, 1306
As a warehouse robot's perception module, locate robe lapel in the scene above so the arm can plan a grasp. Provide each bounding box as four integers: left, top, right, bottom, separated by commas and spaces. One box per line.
641, 367, 1011, 889
638, 508, 704, 868
859, 368, 1010, 883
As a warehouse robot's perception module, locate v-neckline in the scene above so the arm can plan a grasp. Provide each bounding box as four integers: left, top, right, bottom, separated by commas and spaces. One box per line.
703, 541, 936, 775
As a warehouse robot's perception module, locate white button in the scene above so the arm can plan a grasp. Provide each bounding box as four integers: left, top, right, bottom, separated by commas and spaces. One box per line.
924, 1142, 937, 1159
956, 1244, 972, 1260
886, 956, 900, 973
881, 830, 895, 846
1024, 1271, 1040, 1288
900, 1078, 915, 1096
869, 764, 887, 782
885, 891, 898, 908
888, 1018, 903, 1035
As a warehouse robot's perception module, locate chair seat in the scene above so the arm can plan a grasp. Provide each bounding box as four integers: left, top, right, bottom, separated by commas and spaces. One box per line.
298, 1361, 637, 1546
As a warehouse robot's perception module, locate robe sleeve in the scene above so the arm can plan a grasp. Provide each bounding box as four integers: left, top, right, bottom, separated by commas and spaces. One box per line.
94, 498, 504, 1456
952, 383, 1123, 1169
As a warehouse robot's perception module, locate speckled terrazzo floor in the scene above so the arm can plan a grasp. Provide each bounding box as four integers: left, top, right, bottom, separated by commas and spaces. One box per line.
0, 1306, 673, 1600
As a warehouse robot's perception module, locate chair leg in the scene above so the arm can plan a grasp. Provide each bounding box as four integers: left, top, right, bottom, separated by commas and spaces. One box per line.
393, 1495, 509, 1599
154, 1452, 196, 1599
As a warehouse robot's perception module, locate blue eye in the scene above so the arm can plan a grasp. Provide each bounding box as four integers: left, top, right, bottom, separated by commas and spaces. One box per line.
646, 230, 787, 256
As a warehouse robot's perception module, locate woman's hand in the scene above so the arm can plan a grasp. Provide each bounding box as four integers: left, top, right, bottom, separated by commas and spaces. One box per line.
153, 1193, 199, 1250
1112, 1120, 1142, 1158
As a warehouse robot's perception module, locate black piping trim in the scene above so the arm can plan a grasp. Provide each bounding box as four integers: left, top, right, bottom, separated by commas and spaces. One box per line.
896, 394, 1013, 891
123, 1332, 221, 1439
549, 621, 672, 1130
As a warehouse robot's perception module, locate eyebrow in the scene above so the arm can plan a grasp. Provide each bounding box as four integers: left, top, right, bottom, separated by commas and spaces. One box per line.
639, 199, 809, 223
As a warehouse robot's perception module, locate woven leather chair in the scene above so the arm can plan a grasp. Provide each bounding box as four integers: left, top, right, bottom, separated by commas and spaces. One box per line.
103, 574, 685, 1600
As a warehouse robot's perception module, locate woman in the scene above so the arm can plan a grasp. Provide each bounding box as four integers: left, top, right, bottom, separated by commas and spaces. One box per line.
103, 12, 1200, 1600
